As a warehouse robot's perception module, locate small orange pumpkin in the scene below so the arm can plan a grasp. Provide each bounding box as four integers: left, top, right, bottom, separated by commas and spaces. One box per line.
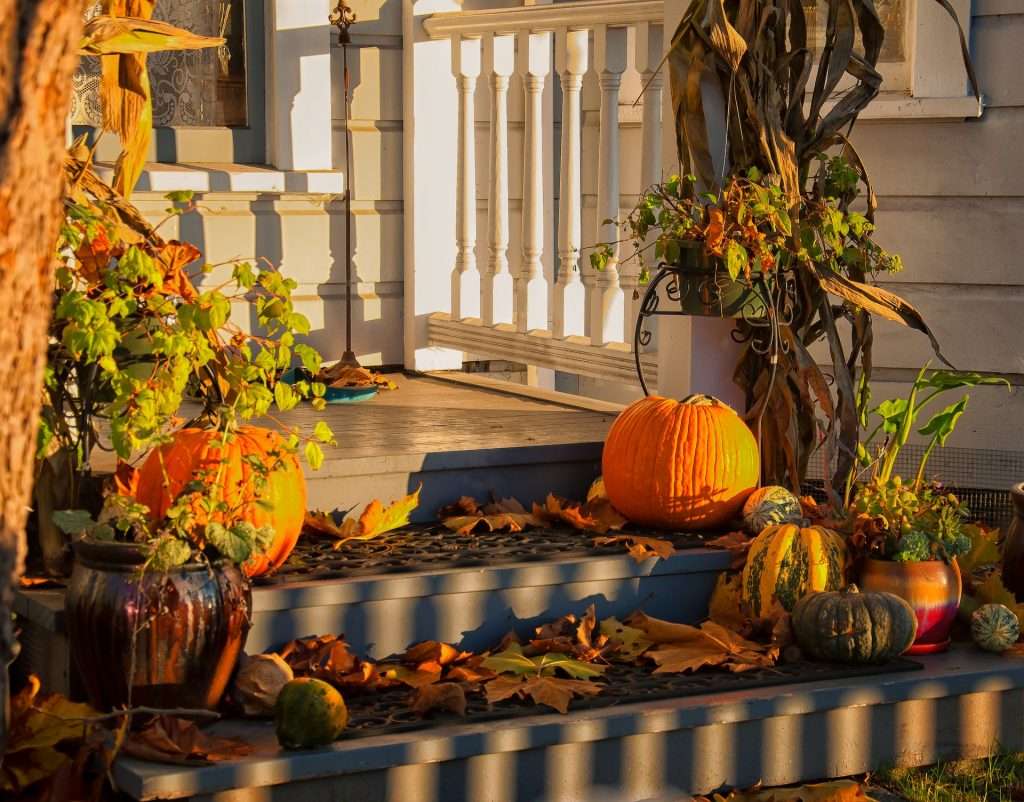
133, 425, 307, 577
602, 394, 759, 530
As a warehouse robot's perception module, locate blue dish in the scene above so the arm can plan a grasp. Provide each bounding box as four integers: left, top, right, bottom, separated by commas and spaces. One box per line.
280, 368, 379, 404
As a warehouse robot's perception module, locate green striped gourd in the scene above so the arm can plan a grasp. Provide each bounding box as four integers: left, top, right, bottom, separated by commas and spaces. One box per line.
741, 523, 847, 618
741, 486, 803, 533
971, 603, 1020, 652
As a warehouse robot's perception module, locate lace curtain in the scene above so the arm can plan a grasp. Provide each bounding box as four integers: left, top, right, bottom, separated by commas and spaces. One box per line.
70, 0, 247, 128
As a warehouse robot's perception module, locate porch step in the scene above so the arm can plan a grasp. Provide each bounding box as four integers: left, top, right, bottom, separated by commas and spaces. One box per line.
281, 372, 617, 522
112, 647, 1024, 801
14, 547, 732, 695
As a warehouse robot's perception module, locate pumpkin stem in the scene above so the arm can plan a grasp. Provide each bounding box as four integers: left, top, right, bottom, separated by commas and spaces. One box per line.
844, 584, 860, 594
679, 394, 721, 407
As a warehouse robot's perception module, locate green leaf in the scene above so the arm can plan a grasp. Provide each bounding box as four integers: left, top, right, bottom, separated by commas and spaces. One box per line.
164, 190, 194, 204
205, 522, 255, 564
147, 536, 193, 572
918, 370, 1010, 392
294, 344, 322, 375
304, 440, 324, 471
313, 421, 335, 444
918, 396, 969, 447
876, 398, 908, 435
274, 381, 298, 412
534, 653, 606, 679
725, 240, 748, 281
52, 509, 95, 535
481, 644, 538, 676
482, 643, 606, 679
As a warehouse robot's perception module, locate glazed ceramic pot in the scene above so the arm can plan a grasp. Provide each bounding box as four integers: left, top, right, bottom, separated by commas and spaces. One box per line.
859, 557, 961, 654
65, 539, 251, 711
674, 246, 768, 319
1001, 483, 1024, 597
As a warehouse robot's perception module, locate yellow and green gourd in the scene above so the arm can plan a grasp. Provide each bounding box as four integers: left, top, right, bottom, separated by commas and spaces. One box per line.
971, 603, 1020, 653
740, 523, 847, 618
741, 486, 803, 533
274, 677, 349, 749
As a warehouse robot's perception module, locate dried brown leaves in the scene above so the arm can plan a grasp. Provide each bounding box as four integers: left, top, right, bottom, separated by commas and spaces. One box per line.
626, 612, 778, 674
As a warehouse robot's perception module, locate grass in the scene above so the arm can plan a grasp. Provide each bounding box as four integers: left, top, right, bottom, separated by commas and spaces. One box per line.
875, 753, 1024, 801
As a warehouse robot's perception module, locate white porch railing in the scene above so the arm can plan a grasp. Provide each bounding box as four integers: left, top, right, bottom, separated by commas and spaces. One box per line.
403, 0, 664, 387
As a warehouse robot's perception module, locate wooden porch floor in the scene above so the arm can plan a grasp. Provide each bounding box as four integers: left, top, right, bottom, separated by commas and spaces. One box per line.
277, 372, 618, 461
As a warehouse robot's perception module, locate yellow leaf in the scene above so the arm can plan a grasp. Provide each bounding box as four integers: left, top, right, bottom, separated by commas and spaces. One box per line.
599, 617, 652, 662
959, 524, 1001, 575
586, 477, 606, 502
321, 486, 421, 549
708, 573, 746, 631
79, 16, 225, 56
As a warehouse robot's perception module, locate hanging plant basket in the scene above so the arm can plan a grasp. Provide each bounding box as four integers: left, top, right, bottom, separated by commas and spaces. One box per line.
674, 245, 768, 319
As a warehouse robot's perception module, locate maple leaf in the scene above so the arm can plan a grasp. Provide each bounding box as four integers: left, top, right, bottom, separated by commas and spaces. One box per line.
706, 530, 753, 570
278, 634, 397, 693
968, 571, 1024, 624
445, 655, 497, 685
482, 643, 606, 679
402, 640, 471, 667
304, 486, 421, 549
592, 534, 674, 563
534, 493, 628, 534
484, 675, 602, 714
626, 613, 778, 674
586, 476, 607, 502
121, 716, 253, 765
708, 572, 747, 631
410, 683, 468, 716
440, 496, 542, 536
700, 778, 879, 802
599, 617, 653, 663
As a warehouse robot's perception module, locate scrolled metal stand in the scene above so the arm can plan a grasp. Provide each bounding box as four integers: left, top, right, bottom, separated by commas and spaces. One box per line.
633, 263, 800, 396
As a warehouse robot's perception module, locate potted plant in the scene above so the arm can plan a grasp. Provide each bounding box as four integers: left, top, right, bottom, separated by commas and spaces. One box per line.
846, 366, 1008, 653
56, 465, 277, 712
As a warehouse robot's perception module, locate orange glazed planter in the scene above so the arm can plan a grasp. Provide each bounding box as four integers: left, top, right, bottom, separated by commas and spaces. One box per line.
602, 394, 759, 530
859, 557, 962, 654
133, 426, 307, 577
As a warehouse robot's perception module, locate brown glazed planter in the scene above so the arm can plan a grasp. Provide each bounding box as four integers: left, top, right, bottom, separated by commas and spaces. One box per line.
1002, 483, 1024, 598
65, 539, 251, 711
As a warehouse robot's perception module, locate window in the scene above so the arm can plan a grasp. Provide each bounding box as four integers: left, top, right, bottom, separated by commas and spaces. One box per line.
804, 0, 911, 92
71, 0, 266, 164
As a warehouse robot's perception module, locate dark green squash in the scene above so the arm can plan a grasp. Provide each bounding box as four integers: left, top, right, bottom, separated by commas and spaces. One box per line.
792, 585, 917, 664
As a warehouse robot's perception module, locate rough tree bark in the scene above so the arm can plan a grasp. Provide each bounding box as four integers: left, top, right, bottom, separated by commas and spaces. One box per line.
0, 1, 85, 742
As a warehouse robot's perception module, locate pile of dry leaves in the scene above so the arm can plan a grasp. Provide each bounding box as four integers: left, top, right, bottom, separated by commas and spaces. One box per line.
240, 604, 781, 719
317, 363, 398, 391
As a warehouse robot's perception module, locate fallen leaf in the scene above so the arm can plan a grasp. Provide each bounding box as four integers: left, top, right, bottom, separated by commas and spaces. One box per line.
278, 634, 396, 693
113, 460, 140, 497
482, 643, 606, 680
706, 530, 753, 570
586, 477, 607, 502
959, 523, 1002, 576
304, 486, 421, 549
410, 683, 467, 716
599, 617, 653, 663
971, 572, 1024, 624
592, 534, 675, 563
18, 576, 65, 589
402, 640, 471, 667
379, 663, 442, 688
121, 716, 252, 765
440, 496, 542, 536
484, 675, 602, 714
535, 493, 628, 534
698, 778, 879, 802
708, 573, 747, 631
319, 364, 397, 390
626, 613, 778, 674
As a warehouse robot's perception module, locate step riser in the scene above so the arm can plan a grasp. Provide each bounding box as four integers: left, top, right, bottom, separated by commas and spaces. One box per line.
248, 571, 721, 655
306, 445, 602, 523
151, 683, 1024, 802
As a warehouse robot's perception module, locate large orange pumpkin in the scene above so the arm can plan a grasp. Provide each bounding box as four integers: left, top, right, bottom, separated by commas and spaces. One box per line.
133, 426, 307, 577
602, 394, 759, 530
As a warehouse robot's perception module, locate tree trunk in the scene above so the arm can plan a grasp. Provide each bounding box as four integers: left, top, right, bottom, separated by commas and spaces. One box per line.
0, 0, 85, 745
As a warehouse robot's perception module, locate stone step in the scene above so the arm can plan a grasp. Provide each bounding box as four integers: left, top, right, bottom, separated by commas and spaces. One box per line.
13, 547, 732, 696
112, 646, 1024, 802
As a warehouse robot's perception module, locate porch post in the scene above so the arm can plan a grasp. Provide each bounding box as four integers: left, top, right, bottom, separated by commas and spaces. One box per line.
402, 0, 464, 371
656, 0, 743, 406
265, 0, 334, 171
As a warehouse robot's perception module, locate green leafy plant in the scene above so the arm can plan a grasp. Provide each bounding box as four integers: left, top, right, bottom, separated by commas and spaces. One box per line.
845, 367, 1009, 563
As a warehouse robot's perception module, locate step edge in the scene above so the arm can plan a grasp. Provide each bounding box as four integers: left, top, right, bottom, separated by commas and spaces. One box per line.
115, 648, 1024, 800
15, 550, 733, 633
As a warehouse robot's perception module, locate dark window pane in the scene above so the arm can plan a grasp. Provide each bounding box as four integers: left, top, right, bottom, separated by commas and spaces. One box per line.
71, 0, 248, 129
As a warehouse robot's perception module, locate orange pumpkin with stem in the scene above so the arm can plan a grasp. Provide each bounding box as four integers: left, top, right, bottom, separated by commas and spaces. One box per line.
602, 394, 759, 530
133, 425, 306, 577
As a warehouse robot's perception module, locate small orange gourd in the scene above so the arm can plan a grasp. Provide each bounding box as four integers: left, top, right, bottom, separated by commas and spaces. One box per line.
133, 425, 307, 577
601, 394, 759, 530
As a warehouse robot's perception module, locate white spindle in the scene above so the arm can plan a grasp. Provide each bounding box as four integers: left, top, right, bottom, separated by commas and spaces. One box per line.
553, 29, 588, 340
625, 21, 664, 341
482, 33, 515, 326
452, 35, 482, 320
590, 25, 627, 346
515, 30, 551, 333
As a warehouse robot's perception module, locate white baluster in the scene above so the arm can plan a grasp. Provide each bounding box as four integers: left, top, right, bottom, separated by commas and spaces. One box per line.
482, 33, 515, 326
451, 35, 482, 320
591, 25, 627, 346
625, 21, 664, 343
553, 29, 588, 340
515, 30, 552, 333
